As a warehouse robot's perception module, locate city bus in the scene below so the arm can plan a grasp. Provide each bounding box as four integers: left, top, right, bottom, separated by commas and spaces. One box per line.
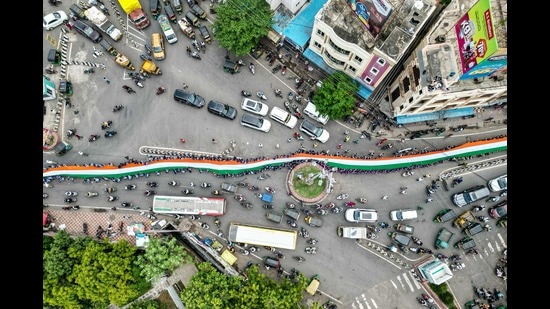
227, 222, 298, 250
152, 195, 226, 216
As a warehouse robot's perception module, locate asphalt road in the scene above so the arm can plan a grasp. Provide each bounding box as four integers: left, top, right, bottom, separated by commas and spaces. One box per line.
43, 4, 507, 308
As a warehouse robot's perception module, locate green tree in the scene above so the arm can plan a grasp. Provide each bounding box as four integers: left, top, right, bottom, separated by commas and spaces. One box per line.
134, 236, 193, 282
127, 299, 161, 309
312, 72, 359, 120
213, 0, 274, 56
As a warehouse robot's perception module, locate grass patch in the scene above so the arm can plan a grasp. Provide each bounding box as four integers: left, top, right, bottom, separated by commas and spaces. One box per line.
292, 165, 326, 199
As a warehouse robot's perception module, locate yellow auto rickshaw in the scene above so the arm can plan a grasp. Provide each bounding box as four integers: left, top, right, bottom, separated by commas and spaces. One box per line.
114, 53, 135, 70
306, 274, 320, 296
140, 59, 162, 75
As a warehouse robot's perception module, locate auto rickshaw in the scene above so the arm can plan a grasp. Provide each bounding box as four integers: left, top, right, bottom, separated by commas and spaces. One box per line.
306, 274, 320, 295
114, 53, 135, 70
140, 59, 162, 75
223, 60, 239, 74
58, 80, 73, 96
47, 49, 61, 66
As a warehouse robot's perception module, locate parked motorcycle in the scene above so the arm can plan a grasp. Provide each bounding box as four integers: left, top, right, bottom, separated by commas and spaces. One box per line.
287, 220, 297, 228
272, 64, 282, 74
212, 190, 222, 195
182, 189, 193, 195
107, 195, 118, 202
156, 87, 166, 95
262, 204, 273, 209
274, 88, 283, 98
471, 205, 486, 212
191, 51, 201, 60
113, 105, 124, 112
336, 193, 349, 200
287, 91, 294, 102
293, 256, 305, 263
281, 65, 286, 75
356, 197, 367, 204
241, 90, 251, 97
144, 190, 156, 196
249, 62, 255, 75
85, 191, 98, 197
257, 92, 267, 100
168, 180, 180, 187
241, 201, 253, 209
134, 79, 144, 88
305, 246, 317, 254
84, 67, 95, 74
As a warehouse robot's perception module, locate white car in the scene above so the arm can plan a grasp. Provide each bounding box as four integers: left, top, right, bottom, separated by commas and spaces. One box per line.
487, 174, 507, 192
240, 114, 271, 132
389, 209, 418, 221
344, 208, 378, 223
241, 98, 269, 116
43, 11, 69, 31
299, 119, 330, 143
269, 106, 298, 128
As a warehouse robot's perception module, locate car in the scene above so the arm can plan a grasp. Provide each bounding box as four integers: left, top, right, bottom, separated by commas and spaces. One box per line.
269, 106, 298, 128
157, 14, 178, 44
344, 208, 378, 223
72, 19, 103, 43
487, 174, 507, 192
452, 185, 490, 207
64, 191, 78, 197
299, 119, 330, 143
240, 114, 271, 132
43, 11, 69, 30
489, 201, 507, 218
151, 33, 165, 60
389, 209, 418, 221
241, 98, 269, 116
394, 223, 415, 234
207, 100, 237, 120
64, 197, 77, 203
173, 89, 205, 108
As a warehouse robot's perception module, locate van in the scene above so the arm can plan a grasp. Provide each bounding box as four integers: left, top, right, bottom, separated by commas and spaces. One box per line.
265, 211, 283, 224
150, 0, 161, 19
452, 185, 490, 207
151, 33, 165, 60
394, 223, 415, 234
185, 11, 199, 27
303, 101, 329, 125
269, 106, 298, 128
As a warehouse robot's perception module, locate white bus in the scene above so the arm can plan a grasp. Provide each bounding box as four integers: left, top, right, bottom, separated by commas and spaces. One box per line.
227, 222, 298, 250
152, 195, 226, 216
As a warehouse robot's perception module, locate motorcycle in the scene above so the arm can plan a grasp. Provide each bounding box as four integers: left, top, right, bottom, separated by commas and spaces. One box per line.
134, 79, 144, 88
257, 92, 267, 100
477, 216, 490, 223
287, 220, 297, 228
366, 225, 381, 233
62, 205, 80, 210
144, 190, 156, 196
191, 51, 201, 60
305, 246, 317, 254
189, 215, 201, 221
249, 63, 255, 75
241, 201, 253, 209
471, 205, 486, 212
240, 249, 250, 255
125, 184, 137, 190
200, 222, 209, 229
293, 256, 305, 263
234, 194, 246, 202
248, 246, 259, 252
284, 101, 292, 113
486, 196, 500, 203
287, 92, 294, 102
281, 65, 286, 75
122, 85, 136, 94
316, 209, 328, 216
104, 130, 117, 138
411, 236, 423, 246
182, 189, 193, 195
465, 248, 480, 255
140, 54, 152, 61
84, 67, 95, 74
212, 190, 222, 195
241, 90, 251, 97
67, 128, 76, 138
101, 120, 112, 130
121, 202, 133, 207
376, 138, 388, 146
144, 44, 152, 54
86, 191, 98, 197
330, 206, 342, 214
274, 88, 283, 98
299, 227, 309, 238
307, 238, 318, 245
89, 134, 100, 142
107, 196, 118, 202
262, 204, 273, 209
378, 222, 389, 228
336, 193, 349, 200
381, 143, 393, 150
264, 186, 276, 194
113, 105, 124, 112
156, 87, 166, 95
200, 182, 211, 188
356, 197, 367, 204
272, 64, 282, 74
344, 201, 356, 207
402, 170, 415, 177
48, 0, 62, 6
168, 180, 180, 187
146, 181, 158, 187
286, 202, 296, 209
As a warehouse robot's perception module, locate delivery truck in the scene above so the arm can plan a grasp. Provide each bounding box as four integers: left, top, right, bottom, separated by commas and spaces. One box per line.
85, 6, 123, 41
117, 0, 150, 29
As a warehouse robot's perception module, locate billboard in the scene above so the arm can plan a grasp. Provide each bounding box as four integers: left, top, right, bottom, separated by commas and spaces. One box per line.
346, 0, 393, 37
459, 48, 507, 80
454, 0, 499, 74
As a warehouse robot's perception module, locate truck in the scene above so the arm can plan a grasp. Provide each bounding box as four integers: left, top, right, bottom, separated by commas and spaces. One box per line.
433, 208, 457, 223
117, 0, 150, 29
221, 182, 237, 193
453, 210, 476, 228
85, 6, 123, 41
265, 211, 283, 224
337, 226, 367, 239
435, 227, 455, 249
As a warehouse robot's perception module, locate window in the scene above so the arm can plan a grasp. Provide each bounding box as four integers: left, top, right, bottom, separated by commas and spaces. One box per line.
354, 55, 363, 63
365, 77, 372, 84
348, 66, 356, 73
377, 58, 386, 65
317, 29, 325, 37
314, 41, 322, 49
323, 51, 345, 66
328, 39, 350, 56
370, 67, 379, 75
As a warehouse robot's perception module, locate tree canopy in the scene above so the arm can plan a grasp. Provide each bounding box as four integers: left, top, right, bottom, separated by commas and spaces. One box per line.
134, 236, 193, 282
213, 0, 274, 56
180, 262, 308, 309
312, 72, 360, 120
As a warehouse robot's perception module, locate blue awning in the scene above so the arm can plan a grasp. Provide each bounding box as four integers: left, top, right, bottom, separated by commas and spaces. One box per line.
303, 48, 336, 74
281, 0, 328, 51
395, 107, 475, 124
356, 83, 372, 100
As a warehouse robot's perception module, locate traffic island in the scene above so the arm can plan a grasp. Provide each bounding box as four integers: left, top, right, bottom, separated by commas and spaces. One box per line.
286, 162, 329, 203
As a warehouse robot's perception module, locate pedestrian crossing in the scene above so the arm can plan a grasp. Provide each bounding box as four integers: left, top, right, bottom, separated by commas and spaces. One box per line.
349, 234, 507, 308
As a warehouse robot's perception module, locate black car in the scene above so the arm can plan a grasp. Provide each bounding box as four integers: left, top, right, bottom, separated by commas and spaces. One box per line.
173, 89, 205, 108
207, 100, 237, 120
72, 19, 102, 43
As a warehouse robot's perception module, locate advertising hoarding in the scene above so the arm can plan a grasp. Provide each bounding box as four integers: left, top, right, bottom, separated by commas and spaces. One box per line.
346, 0, 393, 37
